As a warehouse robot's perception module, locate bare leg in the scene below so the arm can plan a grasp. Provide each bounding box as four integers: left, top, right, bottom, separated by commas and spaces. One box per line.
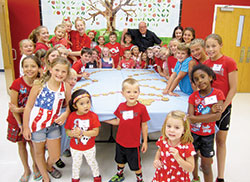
216, 130, 228, 179
46, 138, 61, 171
18, 141, 31, 178
192, 154, 199, 180
201, 156, 213, 182
27, 141, 40, 174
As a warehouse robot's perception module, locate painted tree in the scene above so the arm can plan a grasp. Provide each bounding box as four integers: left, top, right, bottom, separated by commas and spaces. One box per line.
84, 0, 136, 32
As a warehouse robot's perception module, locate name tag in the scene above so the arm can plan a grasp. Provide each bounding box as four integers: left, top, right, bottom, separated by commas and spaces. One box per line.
122, 110, 134, 120
57, 92, 65, 99
212, 64, 222, 72
204, 95, 218, 105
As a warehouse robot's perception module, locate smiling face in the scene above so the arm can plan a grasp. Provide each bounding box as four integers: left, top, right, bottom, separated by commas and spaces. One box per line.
122, 83, 140, 106
175, 29, 183, 40
139, 22, 147, 35
65, 22, 72, 33
124, 50, 132, 60
165, 117, 184, 144
153, 47, 160, 58
109, 35, 117, 44
48, 50, 60, 63
38, 27, 49, 43
132, 47, 139, 56
176, 49, 188, 63
81, 53, 91, 63
147, 50, 154, 59
141, 52, 147, 61
124, 35, 132, 44
50, 63, 69, 82
21, 41, 34, 55
190, 43, 205, 61
98, 37, 105, 45
75, 96, 91, 115
183, 30, 194, 44
205, 38, 222, 60
22, 58, 39, 79
88, 31, 95, 41
55, 27, 65, 40
75, 20, 85, 35
169, 41, 179, 55
193, 69, 212, 94
102, 47, 110, 57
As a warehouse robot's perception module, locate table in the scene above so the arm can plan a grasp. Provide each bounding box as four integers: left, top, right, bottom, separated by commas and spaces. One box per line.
74, 69, 189, 133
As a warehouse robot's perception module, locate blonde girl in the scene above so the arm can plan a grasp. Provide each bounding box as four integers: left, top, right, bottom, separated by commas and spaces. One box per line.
204, 34, 237, 182
23, 57, 71, 182
100, 47, 114, 68
7, 55, 42, 182
139, 51, 147, 69
190, 39, 208, 64
62, 17, 73, 49
159, 47, 170, 79
152, 110, 195, 182
70, 17, 91, 51
19, 39, 34, 76
29, 26, 50, 53
65, 89, 101, 182
167, 38, 179, 75
49, 24, 67, 48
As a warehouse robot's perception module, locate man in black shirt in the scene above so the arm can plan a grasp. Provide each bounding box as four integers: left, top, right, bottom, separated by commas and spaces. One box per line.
121, 22, 162, 52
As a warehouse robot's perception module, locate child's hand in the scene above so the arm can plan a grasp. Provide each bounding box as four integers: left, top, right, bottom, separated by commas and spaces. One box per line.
153, 159, 162, 169
23, 127, 31, 141
211, 103, 222, 113
73, 127, 82, 138
169, 92, 180, 97
141, 142, 148, 153
169, 147, 180, 159
54, 114, 66, 125
82, 72, 90, 79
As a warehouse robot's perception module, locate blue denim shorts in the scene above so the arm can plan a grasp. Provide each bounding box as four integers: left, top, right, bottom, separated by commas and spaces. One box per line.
31, 123, 61, 143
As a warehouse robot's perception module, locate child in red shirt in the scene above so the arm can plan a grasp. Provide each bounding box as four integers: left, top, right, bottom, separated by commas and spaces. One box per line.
65, 89, 101, 182
118, 49, 135, 69
131, 45, 141, 69
188, 64, 225, 182
139, 51, 147, 69
105, 32, 122, 68
72, 48, 91, 81
167, 38, 179, 75
105, 78, 150, 182
95, 36, 105, 58
49, 24, 68, 48
120, 33, 134, 56
29, 26, 50, 53
70, 18, 91, 51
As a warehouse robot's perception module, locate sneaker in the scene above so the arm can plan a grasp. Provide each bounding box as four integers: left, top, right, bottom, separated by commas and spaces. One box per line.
216, 178, 225, 182
94, 175, 102, 182
108, 174, 125, 182
63, 149, 71, 157
55, 158, 65, 168
72, 178, 80, 182
191, 177, 200, 182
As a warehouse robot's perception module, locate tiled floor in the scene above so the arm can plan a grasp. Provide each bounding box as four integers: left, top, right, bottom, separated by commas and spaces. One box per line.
0, 72, 250, 182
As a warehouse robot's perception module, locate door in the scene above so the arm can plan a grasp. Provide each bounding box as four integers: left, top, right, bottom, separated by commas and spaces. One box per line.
213, 5, 250, 92
0, 0, 14, 93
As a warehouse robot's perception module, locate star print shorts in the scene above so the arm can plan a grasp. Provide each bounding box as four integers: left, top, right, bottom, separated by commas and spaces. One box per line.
31, 123, 61, 143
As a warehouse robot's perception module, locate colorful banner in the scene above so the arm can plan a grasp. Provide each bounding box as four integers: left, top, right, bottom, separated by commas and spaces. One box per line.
41, 0, 181, 37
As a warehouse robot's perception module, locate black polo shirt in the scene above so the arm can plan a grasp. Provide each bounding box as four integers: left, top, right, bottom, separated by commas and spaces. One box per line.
128, 29, 162, 52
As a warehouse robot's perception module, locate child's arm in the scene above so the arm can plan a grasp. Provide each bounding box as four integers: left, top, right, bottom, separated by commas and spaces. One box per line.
98, 59, 102, 68
169, 147, 194, 172
222, 71, 237, 112
103, 118, 120, 125
81, 127, 99, 137
168, 71, 187, 96
55, 83, 71, 125
163, 72, 177, 94
141, 122, 148, 153
188, 100, 223, 124
9, 90, 22, 131
153, 148, 162, 168
188, 60, 198, 92
23, 85, 41, 140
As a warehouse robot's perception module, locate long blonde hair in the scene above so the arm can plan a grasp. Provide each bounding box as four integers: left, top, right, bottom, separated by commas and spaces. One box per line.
161, 110, 193, 144
28, 26, 48, 44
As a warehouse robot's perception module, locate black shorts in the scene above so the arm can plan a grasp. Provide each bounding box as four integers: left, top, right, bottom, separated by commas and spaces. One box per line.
216, 104, 232, 131
115, 143, 141, 171
192, 133, 215, 158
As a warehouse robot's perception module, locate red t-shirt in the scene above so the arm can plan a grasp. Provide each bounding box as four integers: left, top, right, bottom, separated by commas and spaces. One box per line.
34, 42, 49, 53
7, 77, 31, 126
49, 36, 68, 48
167, 56, 178, 75
119, 59, 135, 69
152, 136, 196, 182
120, 44, 134, 56
70, 30, 91, 51
114, 102, 150, 148
188, 88, 225, 136
72, 59, 85, 81
204, 55, 237, 98
65, 111, 101, 151
105, 42, 122, 68
155, 57, 164, 69
94, 45, 103, 57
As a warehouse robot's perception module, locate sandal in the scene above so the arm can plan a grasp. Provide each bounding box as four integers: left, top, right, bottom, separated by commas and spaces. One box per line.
48, 166, 62, 179
33, 171, 43, 181
55, 158, 65, 168
19, 174, 30, 182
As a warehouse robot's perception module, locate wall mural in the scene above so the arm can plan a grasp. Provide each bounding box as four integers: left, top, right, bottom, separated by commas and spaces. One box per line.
41, 0, 181, 40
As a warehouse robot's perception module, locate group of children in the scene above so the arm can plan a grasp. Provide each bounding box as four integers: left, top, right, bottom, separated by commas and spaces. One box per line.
6, 17, 238, 182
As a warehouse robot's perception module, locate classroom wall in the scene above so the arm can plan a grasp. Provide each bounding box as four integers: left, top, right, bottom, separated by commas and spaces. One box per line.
7, 0, 250, 77
181, 0, 250, 39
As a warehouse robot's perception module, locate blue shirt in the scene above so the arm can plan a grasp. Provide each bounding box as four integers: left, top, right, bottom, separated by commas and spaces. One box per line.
173, 56, 193, 95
